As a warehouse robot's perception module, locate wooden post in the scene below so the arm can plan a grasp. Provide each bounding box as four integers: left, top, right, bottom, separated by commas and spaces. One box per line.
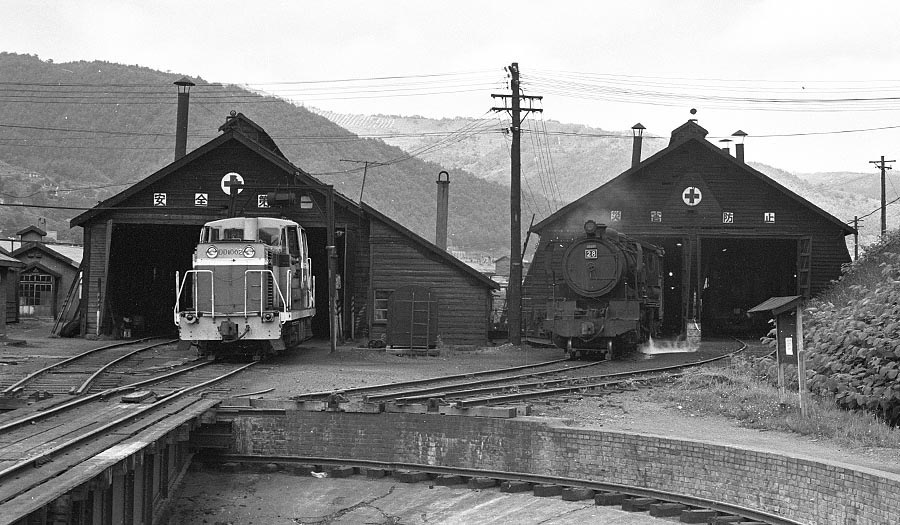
776, 318, 785, 395
0, 268, 7, 339
797, 305, 808, 417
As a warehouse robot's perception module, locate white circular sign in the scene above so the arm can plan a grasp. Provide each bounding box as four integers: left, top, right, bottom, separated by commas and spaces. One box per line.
682, 186, 702, 206
221, 172, 245, 195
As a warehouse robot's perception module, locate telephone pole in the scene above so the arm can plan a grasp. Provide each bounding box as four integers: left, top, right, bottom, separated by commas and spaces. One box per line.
340, 159, 382, 202
869, 156, 895, 236
492, 62, 542, 345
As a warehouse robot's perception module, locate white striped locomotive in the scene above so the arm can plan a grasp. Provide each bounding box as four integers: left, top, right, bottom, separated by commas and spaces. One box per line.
174, 217, 315, 357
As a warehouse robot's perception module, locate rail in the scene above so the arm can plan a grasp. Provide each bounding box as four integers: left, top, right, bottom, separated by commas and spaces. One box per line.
1, 338, 159, 395
243, 269, 288, 318
174, 268, 291, 325
71, 339, 177, 394
0, 361, 256, 484
207, 455, 802, 525
174, 269, 214, 325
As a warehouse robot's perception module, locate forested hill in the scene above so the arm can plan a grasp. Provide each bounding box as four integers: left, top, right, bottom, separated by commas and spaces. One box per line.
0, 53, 512, 253
0, 52, 891, 252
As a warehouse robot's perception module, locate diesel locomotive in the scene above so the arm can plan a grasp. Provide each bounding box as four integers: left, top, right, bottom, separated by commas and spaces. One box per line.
174, 216, 315, 357
540, 220, 663, 359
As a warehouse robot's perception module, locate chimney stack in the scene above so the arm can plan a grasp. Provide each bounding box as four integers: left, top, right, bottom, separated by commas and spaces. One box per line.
732, 130, 747, 163
719, 138, 732, 155
435, 171, 450, 250
631, 123, 645, 168
174, 77, 195, 160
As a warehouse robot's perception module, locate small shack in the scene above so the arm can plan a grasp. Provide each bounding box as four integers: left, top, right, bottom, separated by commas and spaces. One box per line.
11, 226, 82, 319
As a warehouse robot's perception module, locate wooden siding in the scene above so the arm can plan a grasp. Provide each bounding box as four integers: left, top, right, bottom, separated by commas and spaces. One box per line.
370, 219, 490, 346
526, 139, 852, 332
346, 223, 369, 338
83, 221, 108, 335
77, 141, 365, 336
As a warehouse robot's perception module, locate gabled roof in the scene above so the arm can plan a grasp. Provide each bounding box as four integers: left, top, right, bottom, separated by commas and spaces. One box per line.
218, 112, 286, 159
16, 225, 47, 238
12, 242, 82, 268
361, 202, 499, 290
0, 252, 22, 268
70, 113, 360, 227
19, 260, 62, 279
533, 120, 855, 236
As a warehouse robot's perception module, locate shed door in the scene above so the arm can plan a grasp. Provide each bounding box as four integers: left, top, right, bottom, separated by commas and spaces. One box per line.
797, 237, 812, 298
387, 285, 438, 348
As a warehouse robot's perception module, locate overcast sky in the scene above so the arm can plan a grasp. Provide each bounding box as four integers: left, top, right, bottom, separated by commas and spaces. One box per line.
3, 0, 900, 174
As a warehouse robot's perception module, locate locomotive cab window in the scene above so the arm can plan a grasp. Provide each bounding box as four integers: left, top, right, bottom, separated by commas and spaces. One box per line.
286, 226, 301, 258
258, 227, 281, 246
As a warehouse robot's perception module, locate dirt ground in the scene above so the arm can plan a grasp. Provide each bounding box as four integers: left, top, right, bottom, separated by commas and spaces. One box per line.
4, 320, 900, 523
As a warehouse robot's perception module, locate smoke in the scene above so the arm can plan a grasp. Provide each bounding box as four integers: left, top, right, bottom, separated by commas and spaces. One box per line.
639, 336, 699, 355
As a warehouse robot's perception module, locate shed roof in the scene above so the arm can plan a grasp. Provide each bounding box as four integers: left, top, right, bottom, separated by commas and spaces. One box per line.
361, 202, 499, 290
0, 252, 22, 268
70, 113, 361, 227
532, 120, 855, 236
12, 242, 82, 268
16, 225, 47, 237
748, 295, 803, 316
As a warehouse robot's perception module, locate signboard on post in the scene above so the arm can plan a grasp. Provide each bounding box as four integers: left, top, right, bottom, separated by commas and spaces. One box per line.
748, 295, 808, 417
776, 309, 799, 365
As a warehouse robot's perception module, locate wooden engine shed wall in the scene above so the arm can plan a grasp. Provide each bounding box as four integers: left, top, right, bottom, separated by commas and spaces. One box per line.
524, 139, 852, 330
78, 140, 367, 337
369, 219, 491, 347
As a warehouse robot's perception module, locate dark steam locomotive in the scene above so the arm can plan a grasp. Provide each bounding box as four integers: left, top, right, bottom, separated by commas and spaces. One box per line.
536, 220, 663, 359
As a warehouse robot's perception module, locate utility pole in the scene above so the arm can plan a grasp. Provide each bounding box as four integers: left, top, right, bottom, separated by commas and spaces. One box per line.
869, 156, 895, 237
340, 159, 381, 202
492, 62, 542, 345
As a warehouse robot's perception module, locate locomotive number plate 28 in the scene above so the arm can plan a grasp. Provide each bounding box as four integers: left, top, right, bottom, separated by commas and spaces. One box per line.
584, 248, 598, 259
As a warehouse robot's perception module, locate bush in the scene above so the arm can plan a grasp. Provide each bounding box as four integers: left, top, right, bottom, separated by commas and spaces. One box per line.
803, 238, 900, 426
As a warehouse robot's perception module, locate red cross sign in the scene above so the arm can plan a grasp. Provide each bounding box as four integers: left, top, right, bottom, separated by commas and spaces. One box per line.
221, 172, 245, 196
682, 186, 702, 206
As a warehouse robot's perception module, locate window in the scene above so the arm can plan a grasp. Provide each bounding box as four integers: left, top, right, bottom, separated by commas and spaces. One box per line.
20, 272, 52, 306
374, 290, 391, 322
287, 226, 301, 258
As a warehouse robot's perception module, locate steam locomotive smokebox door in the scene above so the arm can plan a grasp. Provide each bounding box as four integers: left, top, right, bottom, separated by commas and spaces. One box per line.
387, 285, 439, 349
563, 238, 624, 297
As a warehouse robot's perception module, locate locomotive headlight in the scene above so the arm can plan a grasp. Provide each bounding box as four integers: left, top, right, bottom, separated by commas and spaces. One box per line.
206, 246, 219, 258
242, 245, 256, 258
584, 220, 598, 235
262, 312, 276, 323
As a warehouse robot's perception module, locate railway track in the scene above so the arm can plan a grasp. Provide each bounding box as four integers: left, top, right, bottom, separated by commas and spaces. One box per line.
198, 456, 802, 525
0, 360, 256, 512
294, 340, 747, 411
0, 338, 189, 399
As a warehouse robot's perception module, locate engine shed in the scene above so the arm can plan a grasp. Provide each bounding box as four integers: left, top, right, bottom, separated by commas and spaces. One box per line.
70, 112, 497, 347
525, 119, 854, 339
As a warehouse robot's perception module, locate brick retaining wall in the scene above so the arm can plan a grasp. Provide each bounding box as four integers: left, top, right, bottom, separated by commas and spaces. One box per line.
222, 409, 900, 524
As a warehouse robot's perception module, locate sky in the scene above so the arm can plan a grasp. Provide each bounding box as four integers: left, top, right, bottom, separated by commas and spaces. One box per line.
3, 0, 900, 174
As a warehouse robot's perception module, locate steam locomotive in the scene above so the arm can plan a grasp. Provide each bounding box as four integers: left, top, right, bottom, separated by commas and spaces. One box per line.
174, 216, 315, 357
541, 220, 663, 359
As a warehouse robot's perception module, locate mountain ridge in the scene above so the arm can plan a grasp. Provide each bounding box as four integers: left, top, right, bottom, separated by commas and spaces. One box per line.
0, 52, 892, 253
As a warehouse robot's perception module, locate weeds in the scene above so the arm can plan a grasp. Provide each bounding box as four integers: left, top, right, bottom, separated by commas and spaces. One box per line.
650, 357, 900, 450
